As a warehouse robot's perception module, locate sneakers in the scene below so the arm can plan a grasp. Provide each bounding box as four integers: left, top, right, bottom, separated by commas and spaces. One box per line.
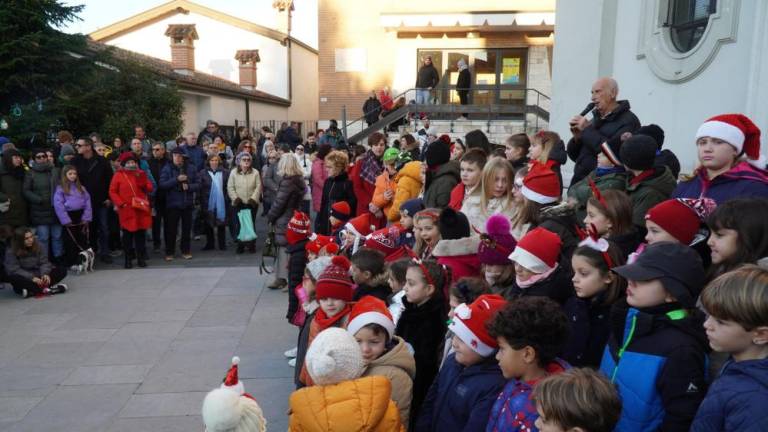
288, 358, 296, 367
164, 256, 174, 262
48, 284, 68, 295
20, 288, 28, 298
267, 278, 287, 290
284, 347, 297, 358
182, 253, 192, 260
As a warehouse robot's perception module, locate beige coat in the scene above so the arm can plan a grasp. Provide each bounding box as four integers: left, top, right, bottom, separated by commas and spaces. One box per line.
363, 336, 416, 428
227, 167, 262, 203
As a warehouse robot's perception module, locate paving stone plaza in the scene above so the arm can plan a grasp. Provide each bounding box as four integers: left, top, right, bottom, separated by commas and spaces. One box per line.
0, 262, 294, 431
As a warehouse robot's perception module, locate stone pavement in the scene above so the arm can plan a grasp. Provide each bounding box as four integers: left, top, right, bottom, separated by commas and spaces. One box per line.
0, 260, 296, 431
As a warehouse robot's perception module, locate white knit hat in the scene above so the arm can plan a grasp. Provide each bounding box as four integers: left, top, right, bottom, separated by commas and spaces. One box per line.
202, 388, 266, 432
305, 327, 365, 385
306, 256, 332, 281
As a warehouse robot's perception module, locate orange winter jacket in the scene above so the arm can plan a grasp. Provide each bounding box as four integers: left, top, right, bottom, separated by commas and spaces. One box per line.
289, 375, 405, 432
386, 161, 423, 222
372, 171, 397, 214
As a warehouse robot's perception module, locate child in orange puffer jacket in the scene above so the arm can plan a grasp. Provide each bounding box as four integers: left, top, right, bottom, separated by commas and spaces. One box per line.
371, 148, 401, 220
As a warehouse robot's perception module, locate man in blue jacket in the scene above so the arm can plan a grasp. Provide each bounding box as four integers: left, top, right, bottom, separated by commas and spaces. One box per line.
160, 148, 200, 260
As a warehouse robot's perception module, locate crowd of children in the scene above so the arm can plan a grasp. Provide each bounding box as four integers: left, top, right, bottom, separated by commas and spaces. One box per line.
202, 112, 768, 432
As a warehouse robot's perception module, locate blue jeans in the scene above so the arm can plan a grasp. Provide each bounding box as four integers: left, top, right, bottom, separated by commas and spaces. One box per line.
36, 224, 63, 258
416, 88, 431, 104
91, 205, 111, 256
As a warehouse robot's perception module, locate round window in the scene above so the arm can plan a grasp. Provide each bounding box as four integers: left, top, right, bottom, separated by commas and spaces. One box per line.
667, 0, 717, 52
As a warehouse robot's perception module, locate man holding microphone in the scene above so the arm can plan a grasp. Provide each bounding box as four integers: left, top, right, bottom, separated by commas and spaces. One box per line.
566, 77, 640, 186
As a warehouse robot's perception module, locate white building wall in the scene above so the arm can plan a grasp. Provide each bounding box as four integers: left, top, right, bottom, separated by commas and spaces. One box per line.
107, 12, 289, 99
551, 0, 768, 175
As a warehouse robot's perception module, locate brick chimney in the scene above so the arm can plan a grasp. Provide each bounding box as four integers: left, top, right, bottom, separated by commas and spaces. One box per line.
235, 50, 260, 90
164, 24, 199, 75
272, 0, 294, 36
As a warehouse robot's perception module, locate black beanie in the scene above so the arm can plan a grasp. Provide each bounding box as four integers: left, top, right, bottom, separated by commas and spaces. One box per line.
620, 135, 658, 171
636, 124, 665, 149
425, 141, 451, 168
438, 207, 470, 240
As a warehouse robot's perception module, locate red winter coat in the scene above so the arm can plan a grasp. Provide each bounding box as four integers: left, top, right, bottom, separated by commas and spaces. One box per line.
109, 169, 154, 232
448, 183, 465, 210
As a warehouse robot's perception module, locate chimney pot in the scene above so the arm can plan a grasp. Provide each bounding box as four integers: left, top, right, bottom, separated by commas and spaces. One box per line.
165, 24, 199, 74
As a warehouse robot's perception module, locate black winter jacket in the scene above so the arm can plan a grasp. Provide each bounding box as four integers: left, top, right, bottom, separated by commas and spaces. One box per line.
363, 97, 382, 125
267, 174, 306, 246
23, 163, 59, 225
148, 157, 170, 206
395, 295, 448, 424
198, 167, 231, 225
416, 64, 440, 89
71, 154, 113, 205
561, 293, 615, 368
507, 263, 574, 305
538, 203, 580, 266
456, 68, 471, 91
315, 172, 356, 235
566, 100, 640, 186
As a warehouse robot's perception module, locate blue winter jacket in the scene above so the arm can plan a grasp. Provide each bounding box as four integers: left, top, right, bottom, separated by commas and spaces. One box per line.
600, 301, 709, 432
181, 144, 206, 172
691, 358, 768, 431
486, 358, 570, 432
159, 162, 200, 209
672, 161, 768, 204
415, 353, 505, 432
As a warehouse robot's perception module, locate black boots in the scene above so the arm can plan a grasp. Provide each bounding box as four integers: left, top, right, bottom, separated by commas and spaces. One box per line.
236, 242, 245, 254
124, 250, 133, 269
137, 254, 147, 268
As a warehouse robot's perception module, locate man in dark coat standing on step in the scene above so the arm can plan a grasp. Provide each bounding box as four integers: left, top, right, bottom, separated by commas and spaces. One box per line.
71, 137, 114, 263
566, 77, 640, 186
415, 56, 440, 106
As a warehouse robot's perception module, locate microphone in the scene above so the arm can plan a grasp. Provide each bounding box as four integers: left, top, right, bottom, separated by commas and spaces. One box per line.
580, 102, 596, 117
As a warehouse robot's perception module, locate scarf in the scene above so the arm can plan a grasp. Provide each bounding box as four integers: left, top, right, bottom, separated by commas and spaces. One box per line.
595, 166, 625, 177
359, 150, 383, 185
516, 263, 558, 288
207, 170, 226, 223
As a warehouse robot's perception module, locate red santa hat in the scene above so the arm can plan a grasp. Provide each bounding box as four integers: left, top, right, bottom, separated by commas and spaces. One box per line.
306, 234, 334, 255
508, 227, 561, 273
448, 294, 507, 357
696, 114, 765, 167
344, 213, 377, 253
315, 256, 354, 301
286, 210, 312, 245
347, 295, 395, 339
220, 356, 245, 395
521, 162, 561, 204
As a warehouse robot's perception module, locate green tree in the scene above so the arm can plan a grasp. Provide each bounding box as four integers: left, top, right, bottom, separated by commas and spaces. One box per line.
0, 0, 183, 147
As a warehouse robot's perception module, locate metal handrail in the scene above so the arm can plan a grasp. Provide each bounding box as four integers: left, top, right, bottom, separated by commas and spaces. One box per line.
342, 87, 551, 143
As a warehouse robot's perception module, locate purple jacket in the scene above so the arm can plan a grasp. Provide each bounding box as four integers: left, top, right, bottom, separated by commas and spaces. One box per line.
53, 184, 92, 225
673, 162, 768, 204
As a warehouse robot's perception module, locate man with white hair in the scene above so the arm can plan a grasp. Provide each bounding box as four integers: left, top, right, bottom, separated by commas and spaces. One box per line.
566, 77, 641, 186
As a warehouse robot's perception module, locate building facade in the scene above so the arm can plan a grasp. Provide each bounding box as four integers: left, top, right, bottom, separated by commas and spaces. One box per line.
550, 0, 767, 173
90, 0, 318, 136
318, 0, 555, 127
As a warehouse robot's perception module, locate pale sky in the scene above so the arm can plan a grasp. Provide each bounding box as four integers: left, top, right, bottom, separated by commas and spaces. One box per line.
60, 0, 319, 48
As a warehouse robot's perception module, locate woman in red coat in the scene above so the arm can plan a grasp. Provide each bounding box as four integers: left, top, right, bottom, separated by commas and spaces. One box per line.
350, 132, 386, 227
109, 152, 153, 269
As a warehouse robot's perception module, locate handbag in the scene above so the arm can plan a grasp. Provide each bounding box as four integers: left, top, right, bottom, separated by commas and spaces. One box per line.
123, 172, 150, 212
260, 226, 279, 275
236, 208, 257, 242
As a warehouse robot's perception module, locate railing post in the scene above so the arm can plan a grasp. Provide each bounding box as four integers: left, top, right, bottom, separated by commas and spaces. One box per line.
536, 92, 540, 131
341, 105, 348, 141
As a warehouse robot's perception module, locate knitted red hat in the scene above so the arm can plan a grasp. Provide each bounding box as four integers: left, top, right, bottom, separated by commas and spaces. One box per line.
330, 201, 351, 221
347, 295, 395, 339
315, 255, 354, 301
508, 227, 561, 273
118, 152, 138, 166
521, 162, 560, 204
345, 213, 376, 238
696, 114, 764, 167
286, 210, 312, 245
364, 226, 413, 262
645, 198, 717, 245
448, 294, 507, 356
